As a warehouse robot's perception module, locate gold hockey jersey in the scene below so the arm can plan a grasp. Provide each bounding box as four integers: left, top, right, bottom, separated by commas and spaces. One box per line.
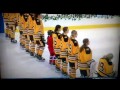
8, 13, 16, 22
22, 14, 29, 29
3, 13, 9, 19
98, 58, 114, 77
52, 33, 62, 55
68, 37, 79, 56
60, 34, 70, 58
34, 18, 44, 34
79, 47, 92, 63
28, 15, 35, 29
68, 37, 79, 63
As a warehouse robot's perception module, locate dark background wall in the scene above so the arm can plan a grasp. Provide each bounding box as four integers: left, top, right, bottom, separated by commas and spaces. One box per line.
0, 13, 4, 33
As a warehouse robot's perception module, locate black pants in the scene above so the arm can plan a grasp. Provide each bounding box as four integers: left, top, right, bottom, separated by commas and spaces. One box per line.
80, 70, 87, 77
11, 38, 14, 42
20, 31, 23, 35
62, 58, 66, 63
55, 54, 59, 58
69, 62, 75, 68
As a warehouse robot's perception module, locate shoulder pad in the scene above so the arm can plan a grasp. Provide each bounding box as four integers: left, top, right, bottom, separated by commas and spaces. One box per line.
63, 35, 68, 42
85, 47, 91, 54
71, 39, 78, 46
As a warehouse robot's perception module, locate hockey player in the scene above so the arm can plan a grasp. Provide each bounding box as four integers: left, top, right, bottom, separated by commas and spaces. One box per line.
35, 14, 45, 60
28, 13, 36, 29
34, 14, 46, 45
29, 14, 45, 61
25, 13, 35, 52
9, 26, 17, 43
21, 13, 29, 48
22, 13, 29, 29
52, 25, 62, 70
37, 37, 45, 61
60, 27, 70, 75
7, 13, 17, 42
47, 30, 56, 65
97, 53, 115, 78
3, 13, 9, 37
68, 30, 79, 78
78, 38, 92, 77
18, 13, 23, 28
34, 14, 44, 35
30, 34, 45, 61
19, 13, 24, 47
5, 23, 9, 37
29, 35, 35, 56
14, 13, 19, 24
7, 13, 14, 39
28, 14, 37, 56
35, 40, 40, 58
14, 14, 19, 34
34, 39, 44, 61
27, 13, 36, 53
4, 13, 10, 38
12, 13, 19, 43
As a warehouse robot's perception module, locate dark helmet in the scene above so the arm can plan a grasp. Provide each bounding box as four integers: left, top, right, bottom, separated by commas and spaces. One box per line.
106, 53, 113, 60
83, 38, 89, 44
47, 30, 54, 36
71, 30, 77, 36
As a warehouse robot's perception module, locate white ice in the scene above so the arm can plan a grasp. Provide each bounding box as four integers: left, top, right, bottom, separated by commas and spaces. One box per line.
0, 27, 119, 78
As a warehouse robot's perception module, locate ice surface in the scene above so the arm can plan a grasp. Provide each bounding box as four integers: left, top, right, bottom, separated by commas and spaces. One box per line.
0, 27, 119, 78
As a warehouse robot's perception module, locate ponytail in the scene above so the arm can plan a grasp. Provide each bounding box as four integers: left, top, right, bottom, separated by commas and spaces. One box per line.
80, 38, 89, 52
54, 25, 61, 33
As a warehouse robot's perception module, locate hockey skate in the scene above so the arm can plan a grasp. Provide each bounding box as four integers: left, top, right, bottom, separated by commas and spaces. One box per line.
5, 34, 8, 37
11, 38, 17, 43
52, 56, 57, 65
34, 53, 37, 57
52, 60, 55, 65
30, 52, 34, 56
49, 56, 53, 64
37, 55, 45, 62
26, 49, 29, 52
55, 66, 60, 71
49, 56, 56, 65
20, 43, 22, 46
62, 70, 68, 76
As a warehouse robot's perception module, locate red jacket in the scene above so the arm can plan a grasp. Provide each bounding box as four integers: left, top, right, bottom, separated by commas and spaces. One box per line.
47, 36, 55, 56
